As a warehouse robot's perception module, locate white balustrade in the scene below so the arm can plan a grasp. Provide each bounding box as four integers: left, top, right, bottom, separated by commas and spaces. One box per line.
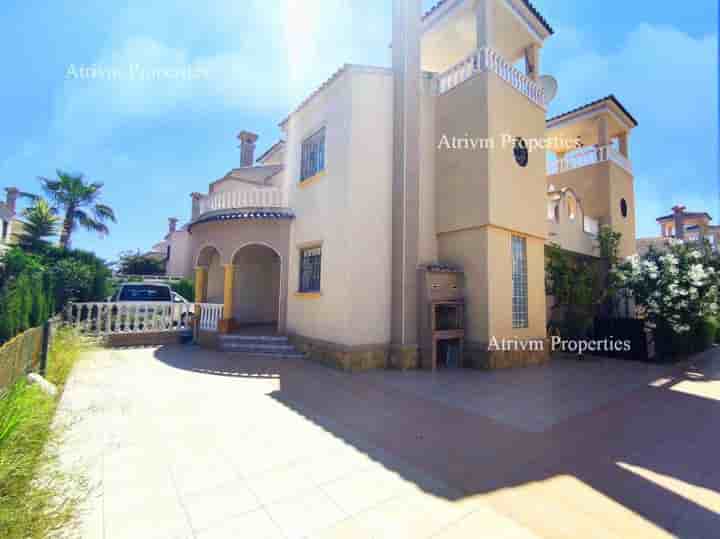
197, 303, 223, 332
548, 145, 633, 176
198, 188, 286, 216
435, 47, 546, 109
66, 302, 194, 336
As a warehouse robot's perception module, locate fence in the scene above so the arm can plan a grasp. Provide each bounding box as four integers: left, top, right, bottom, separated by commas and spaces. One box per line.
0, 322, 52, 391
66, 302, 193, 336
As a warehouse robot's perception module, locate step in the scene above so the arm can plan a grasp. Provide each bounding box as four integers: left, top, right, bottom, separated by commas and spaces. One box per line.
225, 350, 307, 360
219, 343, 297, 353
219, 335, 289, 344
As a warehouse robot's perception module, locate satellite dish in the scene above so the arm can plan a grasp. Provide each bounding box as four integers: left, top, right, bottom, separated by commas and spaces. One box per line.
539, 75, 558, 104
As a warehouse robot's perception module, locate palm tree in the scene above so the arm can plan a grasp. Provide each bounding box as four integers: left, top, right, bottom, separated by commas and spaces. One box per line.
39, 171, 117, 249
15, 198, 60, 250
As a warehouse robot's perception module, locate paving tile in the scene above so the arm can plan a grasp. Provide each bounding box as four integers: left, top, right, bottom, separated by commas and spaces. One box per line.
346, 490, 479, 539
320, 467, 417, 515
431, 505, 542, 539
196, 509, 284, 539
182, 478, 262, 532
245, 462, 317, 505
264, 489, 347, 539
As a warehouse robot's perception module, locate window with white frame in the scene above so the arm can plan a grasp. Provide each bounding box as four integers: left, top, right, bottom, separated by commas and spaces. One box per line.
299, 246, 322, 292
512, 236, 529, 329
300, 128, 326, 181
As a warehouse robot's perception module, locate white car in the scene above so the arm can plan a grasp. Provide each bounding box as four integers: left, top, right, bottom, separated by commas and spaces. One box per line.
108, 283, 194, 330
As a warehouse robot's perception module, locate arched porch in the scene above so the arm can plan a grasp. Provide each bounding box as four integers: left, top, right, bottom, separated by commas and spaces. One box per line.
193, 242, 287, 335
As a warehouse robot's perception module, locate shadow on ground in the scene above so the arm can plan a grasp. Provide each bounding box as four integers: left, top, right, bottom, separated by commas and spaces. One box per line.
154, 345, 720, 537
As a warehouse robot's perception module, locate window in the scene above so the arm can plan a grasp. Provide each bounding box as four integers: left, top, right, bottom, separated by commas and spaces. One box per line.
567, 194, 577, 220
620, 198, 628, 218
300, 128, 326, 181
1, 220, 7, 242
513, 137, 529, 167
512, 236, 529, 329
299, 246, 322, 292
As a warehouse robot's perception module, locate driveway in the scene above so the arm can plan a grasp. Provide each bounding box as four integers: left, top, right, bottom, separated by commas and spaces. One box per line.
57, 345, 720, 538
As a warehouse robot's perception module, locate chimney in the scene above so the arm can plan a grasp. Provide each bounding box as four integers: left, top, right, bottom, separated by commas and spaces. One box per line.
191, 193, 204, 221
168, 217, 178, 235
237, 131, 259, 167
672, 205, 686, 239
4, 187, 19, 214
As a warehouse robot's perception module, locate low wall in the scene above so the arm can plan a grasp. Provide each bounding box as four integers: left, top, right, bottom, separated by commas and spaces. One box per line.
106, 332, 185, 348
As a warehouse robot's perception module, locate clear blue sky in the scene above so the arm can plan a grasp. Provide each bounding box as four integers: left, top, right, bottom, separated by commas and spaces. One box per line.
0, 0, 717, 261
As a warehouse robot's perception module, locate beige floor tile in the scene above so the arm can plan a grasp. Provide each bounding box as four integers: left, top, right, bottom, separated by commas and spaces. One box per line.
431, 505, 542, 539
348, 491, 477, 539
321, 467, 417, 515
246, 462, 317, 505
196, 508, 283, 539
182, 478, 262, 532
265, 489, 347, 539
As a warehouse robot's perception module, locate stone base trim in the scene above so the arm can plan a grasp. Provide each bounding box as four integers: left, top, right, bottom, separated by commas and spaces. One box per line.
464, 339, 551, 370
106, 332, 185, 348
389, 344, 420, 371
197, 330, 219, 349
288, 334, 389, 372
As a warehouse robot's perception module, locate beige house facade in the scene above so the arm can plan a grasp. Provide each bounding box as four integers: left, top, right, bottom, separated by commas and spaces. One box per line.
638, 206, 720, 255
159, 0, 638, 370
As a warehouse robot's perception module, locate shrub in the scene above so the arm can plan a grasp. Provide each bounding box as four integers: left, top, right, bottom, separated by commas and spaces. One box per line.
171, 278, 195, 301
0, 246, 111, 344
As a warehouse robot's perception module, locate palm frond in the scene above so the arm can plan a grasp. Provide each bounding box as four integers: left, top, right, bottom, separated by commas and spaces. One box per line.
93, 203, 117, 223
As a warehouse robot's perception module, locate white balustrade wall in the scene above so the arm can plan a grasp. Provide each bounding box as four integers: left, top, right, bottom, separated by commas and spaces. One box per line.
548, 145, 633, 176
435, 47, 546, 110
198, 188, 286, 216
197, 303, 223, 332
66, 302, 193, 336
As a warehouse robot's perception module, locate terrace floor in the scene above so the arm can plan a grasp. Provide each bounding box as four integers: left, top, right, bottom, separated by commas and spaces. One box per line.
57, 345, 720, 538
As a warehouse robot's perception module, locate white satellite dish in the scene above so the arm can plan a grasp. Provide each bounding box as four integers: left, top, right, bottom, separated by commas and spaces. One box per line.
539, 75, 558, 104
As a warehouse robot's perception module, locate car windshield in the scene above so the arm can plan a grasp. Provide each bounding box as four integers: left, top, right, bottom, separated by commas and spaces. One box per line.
118, 285, 172, 302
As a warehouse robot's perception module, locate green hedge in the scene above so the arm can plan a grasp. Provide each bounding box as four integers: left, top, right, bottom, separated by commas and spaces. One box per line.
0, 246, 111, 344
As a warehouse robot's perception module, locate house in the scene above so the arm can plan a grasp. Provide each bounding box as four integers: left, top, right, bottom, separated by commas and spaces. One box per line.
158, 0, 638, 370
637, 206, 720, 254
0, 187, 22, 254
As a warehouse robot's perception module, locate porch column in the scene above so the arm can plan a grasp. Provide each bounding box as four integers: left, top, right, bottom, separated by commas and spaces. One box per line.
596, 115, 610, 161
475, 0, 494, 48
194, 266, 208, 303
193, 266, 208, 340
618, 132, 630, 158
597, 115, 610, 146
219, 264, 235, 334
524, 44, 540, 81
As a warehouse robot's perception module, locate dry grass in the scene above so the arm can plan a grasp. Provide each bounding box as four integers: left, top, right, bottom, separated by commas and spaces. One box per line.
0, 327, 92, 539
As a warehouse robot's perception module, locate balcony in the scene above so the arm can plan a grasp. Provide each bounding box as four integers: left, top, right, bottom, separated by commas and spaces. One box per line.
547, 145, 633, 176
434, 47, 546, 109
198, 188, 288, 217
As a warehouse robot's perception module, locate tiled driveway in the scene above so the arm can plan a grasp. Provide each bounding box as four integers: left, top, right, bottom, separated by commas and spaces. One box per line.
58, 345, 720, 538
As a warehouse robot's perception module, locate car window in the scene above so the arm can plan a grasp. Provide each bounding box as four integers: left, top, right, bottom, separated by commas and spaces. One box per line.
118, 285, 172, 302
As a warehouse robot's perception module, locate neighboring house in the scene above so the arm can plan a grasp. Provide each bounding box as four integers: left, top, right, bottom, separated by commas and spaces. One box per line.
0, 187, 22, 254
156, 0, 638, 370
637, 206, 720, 254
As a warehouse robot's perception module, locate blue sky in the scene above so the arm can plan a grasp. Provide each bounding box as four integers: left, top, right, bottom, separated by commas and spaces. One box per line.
0, 0, 717, 261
